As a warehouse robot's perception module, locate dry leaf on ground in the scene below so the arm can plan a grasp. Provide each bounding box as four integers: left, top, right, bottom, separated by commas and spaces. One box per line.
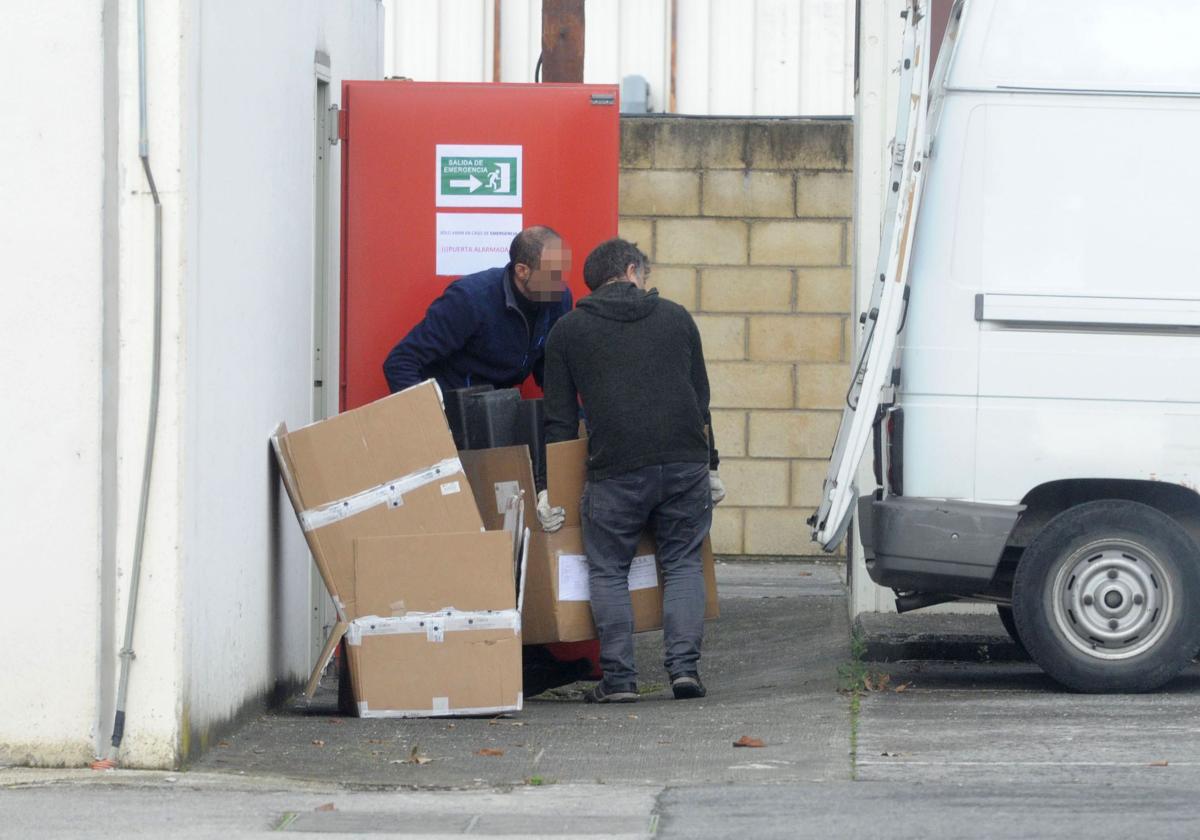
733, 736, 766, 748
1150, 760, 1170, 767
315, 803, 336, 812
864, 673, 891, 692
476, 748, 505, 757
311, 740, 325, 747
894, 683, 911, 693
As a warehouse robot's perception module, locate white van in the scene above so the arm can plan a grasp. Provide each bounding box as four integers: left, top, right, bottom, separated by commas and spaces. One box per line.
813, 0, 1200, 692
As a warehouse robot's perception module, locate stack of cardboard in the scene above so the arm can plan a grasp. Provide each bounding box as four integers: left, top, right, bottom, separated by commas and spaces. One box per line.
271, 381, 526, 718
271, 380, 720, 718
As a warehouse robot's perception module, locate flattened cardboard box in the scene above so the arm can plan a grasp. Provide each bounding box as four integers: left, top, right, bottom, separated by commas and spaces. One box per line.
346, 614, 523, 718
353, 531, 515, 618
524, 438, 720, 645
345, 511, 528, 717
271, 380, 482, 620
459, 445, 538, 533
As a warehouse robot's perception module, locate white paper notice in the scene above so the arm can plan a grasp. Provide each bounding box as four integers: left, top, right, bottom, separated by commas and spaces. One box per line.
436, 212, 523, 276
557, 553, 660, 601
627, 554, 659, 591
557, 554, 591, 601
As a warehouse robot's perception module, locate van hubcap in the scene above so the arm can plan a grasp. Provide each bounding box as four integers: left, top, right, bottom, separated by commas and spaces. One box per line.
1051, 540, 1172, 661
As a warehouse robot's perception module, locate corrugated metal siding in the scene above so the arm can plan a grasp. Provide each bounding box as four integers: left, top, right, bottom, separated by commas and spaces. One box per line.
382, 0, 854, 115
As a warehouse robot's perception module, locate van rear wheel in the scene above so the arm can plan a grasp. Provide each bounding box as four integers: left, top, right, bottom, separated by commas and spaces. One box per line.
1012, 500, 1200, 693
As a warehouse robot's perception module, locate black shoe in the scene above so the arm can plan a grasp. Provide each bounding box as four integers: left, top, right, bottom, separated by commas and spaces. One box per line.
671, 674, 706, 700
583, 682, 639, 703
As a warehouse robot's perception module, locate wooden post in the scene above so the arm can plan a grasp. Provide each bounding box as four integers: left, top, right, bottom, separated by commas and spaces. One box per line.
492, 0, 502, 82
541, 0, 585, 83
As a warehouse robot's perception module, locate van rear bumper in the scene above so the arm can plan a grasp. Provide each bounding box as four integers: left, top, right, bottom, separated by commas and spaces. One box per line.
857, 496, 1023, 593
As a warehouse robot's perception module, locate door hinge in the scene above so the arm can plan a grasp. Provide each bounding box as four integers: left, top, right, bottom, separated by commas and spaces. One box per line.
328, 104, 342, 146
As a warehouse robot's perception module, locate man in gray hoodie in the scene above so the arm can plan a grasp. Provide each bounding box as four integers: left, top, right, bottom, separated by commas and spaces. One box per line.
539, 238, 725, 702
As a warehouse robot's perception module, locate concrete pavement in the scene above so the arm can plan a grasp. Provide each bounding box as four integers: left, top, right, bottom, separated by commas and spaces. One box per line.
192, 561, 851, 787
856, 658, 1200, 786
5, 561, 1200, 838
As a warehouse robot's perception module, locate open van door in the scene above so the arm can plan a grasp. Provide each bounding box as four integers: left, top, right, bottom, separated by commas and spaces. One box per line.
810, 0, 931, 551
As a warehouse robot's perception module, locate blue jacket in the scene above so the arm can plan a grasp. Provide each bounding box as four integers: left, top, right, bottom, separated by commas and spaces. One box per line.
383, 265, 573, 394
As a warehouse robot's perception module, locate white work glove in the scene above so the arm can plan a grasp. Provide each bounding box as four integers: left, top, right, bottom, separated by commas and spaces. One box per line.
709, 470, 726, 505
537, 489, 566, 533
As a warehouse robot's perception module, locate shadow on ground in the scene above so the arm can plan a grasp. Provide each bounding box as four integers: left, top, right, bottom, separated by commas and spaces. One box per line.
194, 562, 851, 788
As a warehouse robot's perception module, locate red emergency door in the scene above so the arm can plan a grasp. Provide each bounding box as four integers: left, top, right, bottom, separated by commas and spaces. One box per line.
339, 81, 620, 411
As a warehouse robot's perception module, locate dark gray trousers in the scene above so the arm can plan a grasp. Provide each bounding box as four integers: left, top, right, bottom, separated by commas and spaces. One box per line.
580, 461, 712, 690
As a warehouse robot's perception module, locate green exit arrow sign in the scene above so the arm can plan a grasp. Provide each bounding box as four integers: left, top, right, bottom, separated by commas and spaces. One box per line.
436, 144, 523, 208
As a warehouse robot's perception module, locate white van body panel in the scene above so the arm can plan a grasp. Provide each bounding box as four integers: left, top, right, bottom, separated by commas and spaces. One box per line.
900, 0, 1200, 512
948, 0, 1200, 95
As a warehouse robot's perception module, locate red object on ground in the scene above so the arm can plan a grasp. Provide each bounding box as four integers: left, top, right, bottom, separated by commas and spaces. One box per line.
545, 639, 602, 679
338, 80, 620, 411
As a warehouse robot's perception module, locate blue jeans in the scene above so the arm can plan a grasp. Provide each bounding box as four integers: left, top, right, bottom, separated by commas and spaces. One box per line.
581, 462, 712, 690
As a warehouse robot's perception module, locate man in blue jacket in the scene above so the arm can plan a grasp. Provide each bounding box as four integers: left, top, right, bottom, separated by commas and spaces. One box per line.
383, 226, 573, 394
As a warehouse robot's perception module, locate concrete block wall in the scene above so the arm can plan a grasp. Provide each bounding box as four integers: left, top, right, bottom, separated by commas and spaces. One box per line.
618, 117, 853, 557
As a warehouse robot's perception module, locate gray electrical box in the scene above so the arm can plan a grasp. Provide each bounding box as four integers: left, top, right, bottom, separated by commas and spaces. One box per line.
620, 74, 651, 114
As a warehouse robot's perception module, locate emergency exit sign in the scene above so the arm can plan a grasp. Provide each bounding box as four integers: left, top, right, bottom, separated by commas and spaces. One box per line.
436, 144, 522, 208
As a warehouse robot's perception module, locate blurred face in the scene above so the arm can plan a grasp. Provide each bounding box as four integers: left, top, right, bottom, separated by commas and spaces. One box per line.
514, 239, 571, 302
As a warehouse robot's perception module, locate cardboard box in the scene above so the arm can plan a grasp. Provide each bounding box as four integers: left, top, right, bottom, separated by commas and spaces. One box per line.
522, 438, 721, 645
459, 445, 538, 533
353, 531, 515, 617
271, 381, 499, 701
522, 527, 720, 644
344, 521, 527, 717
345, 616, 523, 718
271, 380, 483, 621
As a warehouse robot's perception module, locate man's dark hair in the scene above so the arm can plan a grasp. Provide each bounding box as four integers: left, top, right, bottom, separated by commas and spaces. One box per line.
582, 238, 648, 291
509, 225, 561, 269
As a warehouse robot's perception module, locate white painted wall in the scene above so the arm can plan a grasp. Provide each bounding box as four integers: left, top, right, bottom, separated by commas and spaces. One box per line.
107, 0, 189, 769
383, 0, 855, 115
0, 1, 106, 767
180, 0, 382, 755
2, 0, 381, 769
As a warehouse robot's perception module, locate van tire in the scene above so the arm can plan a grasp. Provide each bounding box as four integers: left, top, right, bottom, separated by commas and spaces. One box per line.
1012, 500, 1200, 693
995, 606, 1028, 658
